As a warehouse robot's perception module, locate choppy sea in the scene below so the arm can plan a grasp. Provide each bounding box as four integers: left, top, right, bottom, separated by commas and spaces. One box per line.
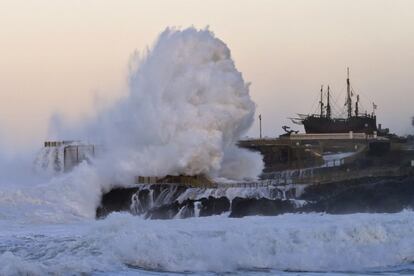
1, 211, 414, 275
0, 160, 413, 275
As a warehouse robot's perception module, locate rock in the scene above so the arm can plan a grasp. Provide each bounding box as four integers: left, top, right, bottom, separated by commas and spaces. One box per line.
177, 200, 195, 219
145, 202, 180, 220
300, 176, 414, 214
199, 196, 230, 216
131, 189, 153, 214
151, 184, 188, 206
96, 176, 414, 219
230, 197, 295, 218
96, 187, 139, 218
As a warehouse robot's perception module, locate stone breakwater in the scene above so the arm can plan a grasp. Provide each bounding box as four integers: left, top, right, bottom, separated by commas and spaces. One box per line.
96, 176, 414, 219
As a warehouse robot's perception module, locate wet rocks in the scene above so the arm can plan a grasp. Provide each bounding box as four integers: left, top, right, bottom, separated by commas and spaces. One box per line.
141, 197, 230, 219
96, 187, 139, 218
145, 202, 180, 220
96, 175, 414, 219
199, 196, 230, 216
300, 176, 414, 214
177, 200, 195, 219
230, 197, 296, 218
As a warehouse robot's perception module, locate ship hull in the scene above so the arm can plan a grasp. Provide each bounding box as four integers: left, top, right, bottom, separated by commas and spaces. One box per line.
303, 116, 377, 134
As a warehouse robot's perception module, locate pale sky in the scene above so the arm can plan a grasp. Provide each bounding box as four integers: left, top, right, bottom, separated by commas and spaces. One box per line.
1, 0, 413, 150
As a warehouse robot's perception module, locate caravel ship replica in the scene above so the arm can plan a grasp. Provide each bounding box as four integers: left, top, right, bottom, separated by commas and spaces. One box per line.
292, 68, 378, 134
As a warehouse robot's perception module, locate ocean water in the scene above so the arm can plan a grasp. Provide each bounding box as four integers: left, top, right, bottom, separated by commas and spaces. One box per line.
1, 27, 412, 275
1, 161, 413, 275
1, 211, 414, 275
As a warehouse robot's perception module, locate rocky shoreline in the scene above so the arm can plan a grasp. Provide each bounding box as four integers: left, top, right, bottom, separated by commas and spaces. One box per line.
96, 175, 414, 219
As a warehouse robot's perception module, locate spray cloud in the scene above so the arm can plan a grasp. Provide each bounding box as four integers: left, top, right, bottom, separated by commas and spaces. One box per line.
86, 27, 263, 182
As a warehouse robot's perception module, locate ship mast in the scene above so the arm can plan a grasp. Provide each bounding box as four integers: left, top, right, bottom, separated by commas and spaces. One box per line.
346, 67, 352, 118
319, 85, 324, 117
327, 85, 332, 119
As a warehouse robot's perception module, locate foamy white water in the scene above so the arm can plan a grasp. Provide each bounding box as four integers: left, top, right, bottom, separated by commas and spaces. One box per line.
70, 26, 264, 184
1, 149, 413, 276
3, 27, 265, 227
1, 212, 414, 275
0, 27, 412, 275
0, 27, 266, 224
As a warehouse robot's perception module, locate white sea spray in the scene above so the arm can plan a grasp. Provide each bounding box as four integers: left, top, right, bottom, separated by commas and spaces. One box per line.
1, 212, 414, 274
80, 27, 263, 184
0, 27, 264, 221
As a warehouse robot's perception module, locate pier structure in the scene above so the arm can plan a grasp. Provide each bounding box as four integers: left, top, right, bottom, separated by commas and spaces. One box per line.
43, 132, 414, 190
43, 140, 99, 172
238, 132, 387, 172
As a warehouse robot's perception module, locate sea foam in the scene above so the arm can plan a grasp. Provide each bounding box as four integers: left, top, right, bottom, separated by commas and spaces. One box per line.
1, 212, 414, 274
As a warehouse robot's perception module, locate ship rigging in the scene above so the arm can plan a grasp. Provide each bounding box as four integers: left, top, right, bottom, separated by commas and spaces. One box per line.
291, 68, 378, 134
